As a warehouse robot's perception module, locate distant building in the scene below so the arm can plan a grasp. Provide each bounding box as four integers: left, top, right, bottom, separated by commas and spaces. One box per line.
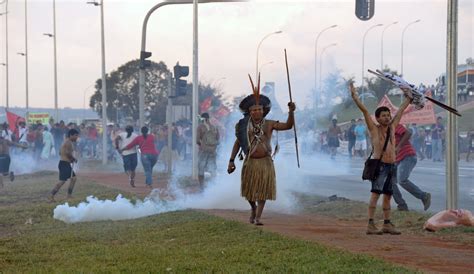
436, 58, 474, 96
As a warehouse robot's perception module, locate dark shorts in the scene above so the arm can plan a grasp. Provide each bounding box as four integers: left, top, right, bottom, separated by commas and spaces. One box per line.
370, 162, 395, 195
58, 160, 75, 181
0, 154, 11, 175
122, 153, 138, 172
328, 137, 339, 148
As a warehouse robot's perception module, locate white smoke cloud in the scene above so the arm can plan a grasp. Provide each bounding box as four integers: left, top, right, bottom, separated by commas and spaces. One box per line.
53, 115, 351, 224
53, 152, 349, 224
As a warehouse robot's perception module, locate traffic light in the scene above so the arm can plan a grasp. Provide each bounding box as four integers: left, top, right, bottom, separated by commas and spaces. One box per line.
140, 51, 152, 69
174, 62, 189, 96
355, 0, 375, 21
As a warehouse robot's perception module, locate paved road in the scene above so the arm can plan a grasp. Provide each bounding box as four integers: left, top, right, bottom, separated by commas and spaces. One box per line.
277, 153, 474, 213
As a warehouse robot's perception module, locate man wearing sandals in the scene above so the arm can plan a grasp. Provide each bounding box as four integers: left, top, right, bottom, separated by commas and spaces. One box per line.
349, 82, 412, 235
227, 75, 295, 226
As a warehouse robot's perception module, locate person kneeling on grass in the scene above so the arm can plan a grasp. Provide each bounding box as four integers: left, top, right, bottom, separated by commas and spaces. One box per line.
49, 129, 79, 202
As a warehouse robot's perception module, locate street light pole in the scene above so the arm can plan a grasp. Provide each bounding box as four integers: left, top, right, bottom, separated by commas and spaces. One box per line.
44, 32, 59, 121
87, 0, 107, 165
314, 24, 337, 108
138, 0, 248, 179
401, 19, 421, 76
0, 1, 9, 108
25, 0, 29, 112
361, 23, 383, 104
53, 0, 58, 121
256, 30, 282, 80
318, 43, 336, 99
139, 0, 247, 128
381, 21, 398, 70
446, 0, 458, 209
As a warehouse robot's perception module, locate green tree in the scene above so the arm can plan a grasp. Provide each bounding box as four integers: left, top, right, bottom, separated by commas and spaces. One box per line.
90, 59, 170, 124
89, 60, 224, 125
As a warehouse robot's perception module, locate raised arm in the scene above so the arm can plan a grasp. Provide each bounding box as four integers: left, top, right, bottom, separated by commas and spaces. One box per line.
349, 82, 376, 132
392, 89, 412, 128
272, 102, 295, 131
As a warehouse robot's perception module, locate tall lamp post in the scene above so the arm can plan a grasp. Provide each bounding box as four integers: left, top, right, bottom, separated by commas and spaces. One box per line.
314, 24, 337, 108
42, 0, 59, 121
24, 0, 29, 112
17, 52, 29, 112
87, 0, 107, 165
401, 19, 421, 76
138, 0, 248, 179
361, 23, 383, 103
318, 43, 337, 100
381, 21, 398, 70
0, 1, 9, 108
44, 34, 58, 121
256, 30, 282, 79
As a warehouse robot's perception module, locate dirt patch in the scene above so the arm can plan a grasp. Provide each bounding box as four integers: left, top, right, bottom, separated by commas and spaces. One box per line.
207, 209, 474, 273
83, 171, 474, 273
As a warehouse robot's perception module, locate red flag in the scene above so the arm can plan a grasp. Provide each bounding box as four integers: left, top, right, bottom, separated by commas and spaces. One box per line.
200, 97, 212, 113
6, 111, 25, 132
214, 105, 230, 118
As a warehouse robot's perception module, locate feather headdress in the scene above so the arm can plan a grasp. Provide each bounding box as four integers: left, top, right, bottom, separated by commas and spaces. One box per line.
238, 73, 271, 117
248, 73, 261, 106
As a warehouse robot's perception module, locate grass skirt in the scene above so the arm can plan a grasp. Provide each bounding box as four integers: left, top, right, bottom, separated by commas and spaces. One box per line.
241, 156, 276, 201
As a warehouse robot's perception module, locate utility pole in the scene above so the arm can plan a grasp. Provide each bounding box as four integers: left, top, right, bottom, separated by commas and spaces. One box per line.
446, 0, 458, 209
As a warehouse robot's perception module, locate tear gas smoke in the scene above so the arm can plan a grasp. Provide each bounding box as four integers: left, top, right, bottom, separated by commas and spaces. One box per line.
53, 96, 351, 224
53, 144, 350, 224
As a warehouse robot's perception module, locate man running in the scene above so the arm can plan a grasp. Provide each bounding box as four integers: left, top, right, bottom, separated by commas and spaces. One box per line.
0, 136, 27, 188
49, 129, 79, 201
392, 124, 431, 211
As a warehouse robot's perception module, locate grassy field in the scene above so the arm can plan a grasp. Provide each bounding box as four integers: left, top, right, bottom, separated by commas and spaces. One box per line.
0, 172, 413, 273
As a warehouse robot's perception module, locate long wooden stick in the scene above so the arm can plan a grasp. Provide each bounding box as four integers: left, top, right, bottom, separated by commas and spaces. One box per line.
284, 49, 300, 168
367, 69, 461, 116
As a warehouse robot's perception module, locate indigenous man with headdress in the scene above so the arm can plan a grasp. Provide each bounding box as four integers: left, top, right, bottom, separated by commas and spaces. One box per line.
227, 75, 296, 226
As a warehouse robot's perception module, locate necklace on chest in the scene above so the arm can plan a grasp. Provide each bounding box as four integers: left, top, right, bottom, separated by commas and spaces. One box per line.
250, 119, 265, 140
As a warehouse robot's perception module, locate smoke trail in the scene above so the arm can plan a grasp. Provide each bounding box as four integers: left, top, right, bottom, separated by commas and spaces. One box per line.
53, 102, 352, 223
53, 148, 350, 224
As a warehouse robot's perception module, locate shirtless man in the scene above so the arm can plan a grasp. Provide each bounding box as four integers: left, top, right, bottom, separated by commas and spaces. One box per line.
349, 82, 412, 235
49, 129, 79, 201
0, 136, 27, 188
227, 91, 295, 226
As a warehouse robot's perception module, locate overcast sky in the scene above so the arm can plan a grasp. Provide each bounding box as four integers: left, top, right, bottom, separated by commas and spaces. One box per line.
0, 0, 473, 109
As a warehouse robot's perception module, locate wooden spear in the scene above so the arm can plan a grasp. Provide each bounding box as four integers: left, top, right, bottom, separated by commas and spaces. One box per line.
284, 49, 300, 168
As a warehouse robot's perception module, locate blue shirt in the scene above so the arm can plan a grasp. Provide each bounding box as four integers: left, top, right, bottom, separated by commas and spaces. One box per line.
354, 124, 367, 141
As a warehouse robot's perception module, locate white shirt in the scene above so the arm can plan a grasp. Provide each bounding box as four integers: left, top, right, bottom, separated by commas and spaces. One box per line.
19, 127, 28, 143
117, 132, 138, 156
1, 129, 13, 141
